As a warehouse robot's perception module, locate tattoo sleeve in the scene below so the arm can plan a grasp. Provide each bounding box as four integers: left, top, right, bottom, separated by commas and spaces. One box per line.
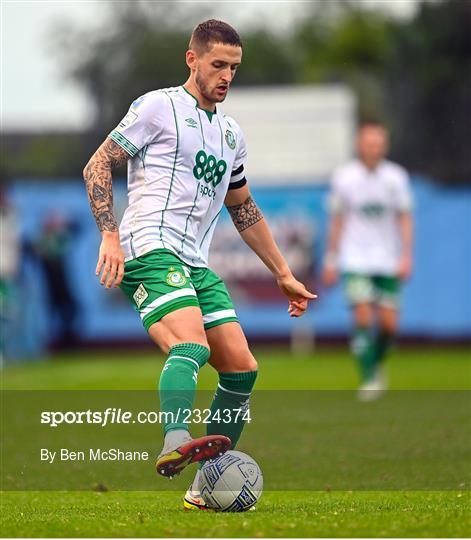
227, 196, 264, 232
83, 138, 130, 232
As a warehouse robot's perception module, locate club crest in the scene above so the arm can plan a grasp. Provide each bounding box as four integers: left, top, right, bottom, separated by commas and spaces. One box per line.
225, 130, 236, 150
166, 267, 187, 287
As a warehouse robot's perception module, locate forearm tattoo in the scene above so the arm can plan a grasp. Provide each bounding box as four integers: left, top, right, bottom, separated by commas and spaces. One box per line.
83, 138, 129, 232
227, 196, 264, 232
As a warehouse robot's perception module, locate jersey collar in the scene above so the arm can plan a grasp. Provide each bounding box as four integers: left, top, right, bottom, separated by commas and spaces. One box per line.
181, 86, 217, 122
357, 158, 385, 175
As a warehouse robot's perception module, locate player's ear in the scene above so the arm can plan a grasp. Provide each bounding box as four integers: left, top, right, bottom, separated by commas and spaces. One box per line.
186, 49, 197, 71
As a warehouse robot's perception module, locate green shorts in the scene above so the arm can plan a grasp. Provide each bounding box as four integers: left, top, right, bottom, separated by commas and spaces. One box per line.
343, 273, 401, 308
120, 249, 238, 332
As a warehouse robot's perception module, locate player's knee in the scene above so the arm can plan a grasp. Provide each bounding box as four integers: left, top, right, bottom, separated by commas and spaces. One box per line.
380, 320, 397, 335
245, 357, 258, 373
235, 350, 258, 372
354, 306, 373, 327
217, 349, 257, 373
378, 310, 398, 335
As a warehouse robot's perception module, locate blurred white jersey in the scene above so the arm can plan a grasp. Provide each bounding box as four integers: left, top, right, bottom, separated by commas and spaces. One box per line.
329, 159, 412, 275
109, 86, 247, 267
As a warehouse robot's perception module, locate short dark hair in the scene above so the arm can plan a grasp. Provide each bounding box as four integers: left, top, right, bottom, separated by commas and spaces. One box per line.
358, 119, 387, 131
189, 19, 242, 53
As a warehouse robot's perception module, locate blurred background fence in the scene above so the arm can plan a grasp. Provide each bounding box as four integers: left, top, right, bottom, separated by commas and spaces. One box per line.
5, 175, 470, 359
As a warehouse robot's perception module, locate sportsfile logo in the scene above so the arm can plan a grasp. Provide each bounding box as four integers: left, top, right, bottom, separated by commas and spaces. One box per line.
40, 407, 251, 427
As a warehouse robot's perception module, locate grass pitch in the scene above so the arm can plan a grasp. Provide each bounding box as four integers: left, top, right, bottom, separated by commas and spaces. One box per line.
2, 491, 469, 538
1, 345, 470, 537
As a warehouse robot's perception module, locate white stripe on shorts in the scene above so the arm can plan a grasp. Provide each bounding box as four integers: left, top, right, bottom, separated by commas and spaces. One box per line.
140, 288, 197, 319
203, 309, 237, 324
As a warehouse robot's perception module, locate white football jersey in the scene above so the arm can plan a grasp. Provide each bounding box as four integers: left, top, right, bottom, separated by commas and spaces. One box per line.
329, 159, 412, 275
109, 86, 247, 267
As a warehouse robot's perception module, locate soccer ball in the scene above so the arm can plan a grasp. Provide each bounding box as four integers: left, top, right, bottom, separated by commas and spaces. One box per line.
198, 450, 263, 512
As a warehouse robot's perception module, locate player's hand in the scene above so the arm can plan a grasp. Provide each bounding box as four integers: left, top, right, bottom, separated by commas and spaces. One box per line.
96, 231, 125, 288
276, 274, 317, 318
398, 254, 412, 281
322, 265, 338, 287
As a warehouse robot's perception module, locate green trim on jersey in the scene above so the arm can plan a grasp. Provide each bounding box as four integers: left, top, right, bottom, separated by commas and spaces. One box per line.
109, 130, 139, 157
203, 110, 215, 122
216, 115, 224, 157
198, 209, 222, 248
120, 249, 238, 331
179, 180, 200, 256
159, 93, 180, 249
182, 86, 216, 122
139, 144, 149, 170
196, 108, 206, 149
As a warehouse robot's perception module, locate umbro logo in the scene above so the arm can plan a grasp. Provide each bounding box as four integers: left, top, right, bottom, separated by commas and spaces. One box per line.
185, 117, 198, 128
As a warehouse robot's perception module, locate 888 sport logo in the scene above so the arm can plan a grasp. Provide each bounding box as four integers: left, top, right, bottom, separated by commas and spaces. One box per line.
193, 150, 227, 199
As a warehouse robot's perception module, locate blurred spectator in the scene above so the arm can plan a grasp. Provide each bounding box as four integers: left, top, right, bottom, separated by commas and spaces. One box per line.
28, 213, 81, 348
322, 121, 413, 401
0, 184, 20, 362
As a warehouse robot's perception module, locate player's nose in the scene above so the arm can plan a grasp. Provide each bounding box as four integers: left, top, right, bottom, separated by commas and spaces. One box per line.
221, 67, 233, 82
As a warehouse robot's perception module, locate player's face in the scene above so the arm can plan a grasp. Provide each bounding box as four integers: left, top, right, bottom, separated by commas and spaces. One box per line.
193, 43, 242, 105
357, 126, 389, 168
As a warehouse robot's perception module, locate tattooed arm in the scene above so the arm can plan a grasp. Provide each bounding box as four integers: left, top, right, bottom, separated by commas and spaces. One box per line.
225, 184, 316, 317
83, 138, 130, 288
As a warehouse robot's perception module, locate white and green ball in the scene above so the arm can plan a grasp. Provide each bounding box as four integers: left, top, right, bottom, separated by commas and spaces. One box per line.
198, 450, 263, 512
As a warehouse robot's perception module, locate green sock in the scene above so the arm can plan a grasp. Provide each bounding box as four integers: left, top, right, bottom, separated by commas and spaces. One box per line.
351, 327, 376, 382
159, 343, 210, 434
373, 332, 395, 367
207, 371, 258, 448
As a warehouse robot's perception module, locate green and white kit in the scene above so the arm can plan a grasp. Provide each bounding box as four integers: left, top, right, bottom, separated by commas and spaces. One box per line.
120, 249, 238, 331
111, 86, 247, 329
329, 159, 412, 308
329, 159, 412, 276
344, 273, 401, 308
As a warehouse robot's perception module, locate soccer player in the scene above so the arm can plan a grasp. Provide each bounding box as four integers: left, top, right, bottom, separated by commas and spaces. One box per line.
83, 20, 316, 508
322, 121, 413, 401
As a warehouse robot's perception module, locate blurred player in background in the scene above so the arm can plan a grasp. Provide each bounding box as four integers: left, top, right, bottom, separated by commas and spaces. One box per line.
83, 19, 315, 508
323, 122, 413, 401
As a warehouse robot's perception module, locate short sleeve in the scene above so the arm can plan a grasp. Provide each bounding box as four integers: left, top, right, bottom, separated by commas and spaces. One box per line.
394, 168, 413, 212
109, 92, 163, 157
228, 126, 248, 190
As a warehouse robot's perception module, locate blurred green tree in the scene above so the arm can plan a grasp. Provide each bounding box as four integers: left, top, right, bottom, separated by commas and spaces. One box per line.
5, 0, 470, 183
385, 0, 471, 183
293, 3, 393, 121
294, 0, 470, 183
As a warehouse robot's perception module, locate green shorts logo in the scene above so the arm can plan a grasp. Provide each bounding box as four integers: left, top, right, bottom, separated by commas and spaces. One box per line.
225, 130, 236, 150
166, 267, 187, 287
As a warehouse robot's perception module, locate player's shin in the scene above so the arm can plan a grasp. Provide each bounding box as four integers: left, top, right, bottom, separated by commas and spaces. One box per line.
191, 370, 257, 485
351, 327, 376, 383
159, 343, 210, 445
373, 332, 395, 366
206, 370, 258, 448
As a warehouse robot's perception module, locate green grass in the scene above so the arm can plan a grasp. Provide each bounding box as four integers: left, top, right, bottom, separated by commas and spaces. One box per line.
1, 491, 469, 538
2, 345, 470, 390
1, 345, 470, 537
